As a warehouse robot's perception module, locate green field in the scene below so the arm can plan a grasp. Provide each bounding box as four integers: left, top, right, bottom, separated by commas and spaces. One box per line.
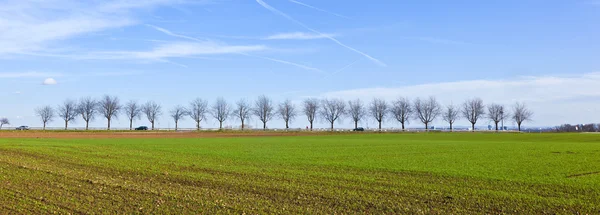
1, 133, 599, 214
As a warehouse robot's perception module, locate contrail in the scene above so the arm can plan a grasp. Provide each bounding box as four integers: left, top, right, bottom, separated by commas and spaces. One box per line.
256, 0, 386, 67
321, 58, 361, 81
146, 24, 325, 72
289, 0, 351, 19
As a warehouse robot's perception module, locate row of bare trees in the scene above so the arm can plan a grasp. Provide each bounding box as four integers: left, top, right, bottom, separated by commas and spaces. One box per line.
33, 95, 533, 131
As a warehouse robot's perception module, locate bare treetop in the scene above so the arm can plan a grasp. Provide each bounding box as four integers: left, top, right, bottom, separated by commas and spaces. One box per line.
347, 99, 366, 129
320, 98, 345, 131
512, 102, 533, 131
98, 95, 121, 130
36, 106, 54, 130
58, 99, 78, 130
233, 99, 252, 130
0, 118, 9, 129
303, 98, 319, 131
254, 95, 274, 130
143, 101, 162, 130
487, 103, 506, 131
391, 97, 412, 130
278, 99, 297, 129
462, 98, 485, 131
442, 103, 460, 131
77, 97, 97, 130
170, 105, 187, 131
369, 98, 388, 130
125, 100, 142, 130
211, 97, 231, 130
189, 98, 208, 130
414, 97, 440, 130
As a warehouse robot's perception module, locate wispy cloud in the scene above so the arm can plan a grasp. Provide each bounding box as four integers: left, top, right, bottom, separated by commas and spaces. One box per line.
405, 37, 471, 45
288, 0, 351, 19
321, 58, 362, 81
0, 71, 62, 78
256, 0, 386, 67
42, 78, 58, 85
264, 32, 335, 40
91, 42, 267, 60
145, 24, 209, 42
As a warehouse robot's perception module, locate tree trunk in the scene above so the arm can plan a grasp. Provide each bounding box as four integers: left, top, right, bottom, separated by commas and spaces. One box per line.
196, 121, 200, 131
43, 123, 46, 130
402, 122, 405, 130
263, 122, 266, 130
175, 121, 178, 131
241, 119, 245, 130
64, 120, 68, 130
151, 121, 155, 130
450, 123, 453, 131
107, 118, 111, 130
425, 122, 428, 130
354, 121, 358, 129
86, 121, 89, 130
378, 121, 382, 131
471, 123, 475, 132
495, 122, 499, 131
285, 121, 289, 129
129, 119, 133, 130
220, 121, 223, 130
310, 121, 313, 131
330, 122, 334, 131
518, 123, 522, 131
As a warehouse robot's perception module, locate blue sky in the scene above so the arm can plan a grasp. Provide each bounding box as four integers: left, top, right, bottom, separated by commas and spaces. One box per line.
1, 0, 599, 129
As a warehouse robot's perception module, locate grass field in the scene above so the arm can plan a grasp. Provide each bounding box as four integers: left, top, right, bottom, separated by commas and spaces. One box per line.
1, 133, 599, 214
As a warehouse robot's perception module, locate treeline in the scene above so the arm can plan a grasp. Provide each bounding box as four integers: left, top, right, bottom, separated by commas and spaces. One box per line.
27, 95, 534, 131
555, 124, 600, 132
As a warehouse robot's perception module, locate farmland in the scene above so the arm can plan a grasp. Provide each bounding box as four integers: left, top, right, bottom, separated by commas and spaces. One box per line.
0, 132, 599, 214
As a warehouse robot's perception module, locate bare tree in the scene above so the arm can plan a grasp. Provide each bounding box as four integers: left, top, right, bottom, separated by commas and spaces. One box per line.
233, 99, 252, 130
253, 95, 274, 130
125, 100, 142, 130
487, 103, 506, 131
58, 100, 78, 130
188, 98, 208, 130
347, 99, 366, 129
303, 98, 319, 131
512, 102, 533, 131
170, 105, 187, 131
36, 106, 54, 130
414, 97, 440, 130
391, 97, 412, 130
142, 101, 161, 130
0, 118, 9, 129
278, 99, 297, 129
442, 104, 460, 131
97, 95, 121, 130
462, 98, 485, 131
369, 98, 388, 130
77, 97, 97, 130
211, 97, 231, 130
320, 99, 346, 131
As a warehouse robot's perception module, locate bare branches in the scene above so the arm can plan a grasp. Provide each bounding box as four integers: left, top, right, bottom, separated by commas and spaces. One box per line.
125, 100, 142, 130
170, 105, 187, 131
302, 98, 319, 131
391, 97, 412, 130
487, 103, 506, 131
233, 99, 252, 130
211, 97, 231, 130
320, 99, 345, 131
369, 98, 388, 130
77, 97, 97, 130
57, 99, 78, 130
278, 99, 297, 129
253, 95, 274, 130
512, 102, 533, 131
462, 98, 485, 131
98, 95, 121, 130
36, 106, 54, 130
0, 118, 9, 129
442, 104, 460, 131
142, 101, 161, 130
347, 99, 365, 129
189, 98, 208, 130
414, 97, 440, 130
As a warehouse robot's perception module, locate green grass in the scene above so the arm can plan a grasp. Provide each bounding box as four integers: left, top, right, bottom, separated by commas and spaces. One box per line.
1, 133, 599, 214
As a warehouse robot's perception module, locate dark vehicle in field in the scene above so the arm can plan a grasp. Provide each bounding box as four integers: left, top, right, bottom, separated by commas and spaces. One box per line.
135, 126, 148, 130
353, 127, 365, 131
15, 126, 30, 130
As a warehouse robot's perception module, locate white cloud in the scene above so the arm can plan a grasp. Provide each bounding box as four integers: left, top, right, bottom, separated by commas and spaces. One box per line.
318, 72, 600, 126
264, 32, 335, 40
42, 78, 58, 85
0, 72, 62, 78
0, 0, 194, 56
86, 42, 267, 60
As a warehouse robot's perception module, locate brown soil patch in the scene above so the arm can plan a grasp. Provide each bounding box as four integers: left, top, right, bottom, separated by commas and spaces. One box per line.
0, 131, 334, 139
